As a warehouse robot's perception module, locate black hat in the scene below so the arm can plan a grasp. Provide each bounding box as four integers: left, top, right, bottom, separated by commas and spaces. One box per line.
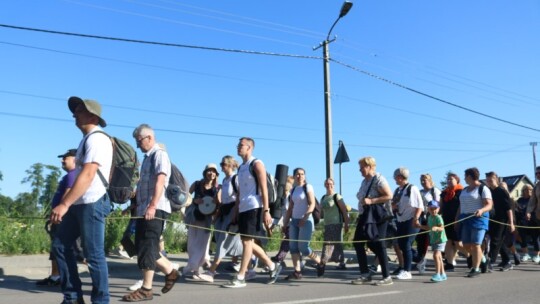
58, 149, 77, 158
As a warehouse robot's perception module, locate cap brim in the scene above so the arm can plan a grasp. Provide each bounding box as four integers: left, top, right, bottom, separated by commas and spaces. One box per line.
68, 96, 84, 114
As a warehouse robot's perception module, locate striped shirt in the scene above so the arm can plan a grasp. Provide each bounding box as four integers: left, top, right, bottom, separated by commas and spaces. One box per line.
459, 185, 492, 214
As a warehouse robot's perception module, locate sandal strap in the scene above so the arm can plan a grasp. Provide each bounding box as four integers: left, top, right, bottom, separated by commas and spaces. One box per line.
122, 288, 153, 302
161, 269, 179, 294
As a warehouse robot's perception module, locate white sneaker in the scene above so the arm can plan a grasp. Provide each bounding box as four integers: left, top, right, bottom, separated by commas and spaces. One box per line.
533, 255, 540, 263
221, 276, 246, 288
196, 270, 215, 283
171, 263, 180, 271
118, 249, 132, 260
521, 254, 531, 262
394, 270, 412, 280
128, 279, 143, 291
245, 269, 257, 281
417, 259, 426, 274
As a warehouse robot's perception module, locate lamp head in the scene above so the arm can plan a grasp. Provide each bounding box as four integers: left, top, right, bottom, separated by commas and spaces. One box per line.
339, 1, 353, 18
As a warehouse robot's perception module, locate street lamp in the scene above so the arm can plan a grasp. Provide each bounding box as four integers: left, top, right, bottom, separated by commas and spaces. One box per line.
314, 1, 353, 179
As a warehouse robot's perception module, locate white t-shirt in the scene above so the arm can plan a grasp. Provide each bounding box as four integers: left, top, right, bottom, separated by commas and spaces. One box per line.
237, 157, 263, 213
395, 184, 424, 222
291, 184, 315, 219
74, 127, 113, 205
420, 187, 442, 209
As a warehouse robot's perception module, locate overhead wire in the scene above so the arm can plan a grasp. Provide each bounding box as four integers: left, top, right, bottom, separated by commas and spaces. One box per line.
1, 23, 538, 136
70, 0, 539, 107
0, 110, 529, 153
330, 58, 540, 133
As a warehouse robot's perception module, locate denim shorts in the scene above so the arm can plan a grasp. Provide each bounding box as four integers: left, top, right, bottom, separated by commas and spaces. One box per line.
431, 242, 446, 252
461, 227, 486, 245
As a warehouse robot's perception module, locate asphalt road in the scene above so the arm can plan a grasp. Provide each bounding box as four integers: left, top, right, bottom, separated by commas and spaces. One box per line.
1, 252, 539, 304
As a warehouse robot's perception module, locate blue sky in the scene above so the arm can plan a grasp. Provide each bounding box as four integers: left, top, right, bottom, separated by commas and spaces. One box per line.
1, 0, 539, 204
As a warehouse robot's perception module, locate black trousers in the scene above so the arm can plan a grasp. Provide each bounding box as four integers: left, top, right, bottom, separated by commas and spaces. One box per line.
488, 221, 511, 264
353, 220, 390, 278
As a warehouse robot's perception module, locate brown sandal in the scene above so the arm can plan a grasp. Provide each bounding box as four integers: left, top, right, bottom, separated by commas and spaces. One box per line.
161, 269, 179, 293
122, 288, 153, 302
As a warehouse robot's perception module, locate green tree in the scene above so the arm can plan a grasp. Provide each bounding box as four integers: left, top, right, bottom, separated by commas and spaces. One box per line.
0, 194, 13, 216
21, 163, 46, 210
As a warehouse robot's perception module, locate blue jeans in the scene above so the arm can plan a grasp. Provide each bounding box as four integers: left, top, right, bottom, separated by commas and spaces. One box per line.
289, 217, 314, 256
396, 219, 419, 272
52, 195, 111, 304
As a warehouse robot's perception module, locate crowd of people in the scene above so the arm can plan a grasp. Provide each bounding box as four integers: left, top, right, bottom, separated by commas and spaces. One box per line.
40, 97, 540, 303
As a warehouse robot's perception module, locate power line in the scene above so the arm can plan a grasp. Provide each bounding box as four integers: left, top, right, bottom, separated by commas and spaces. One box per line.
2, 23, 538, 133
0, 23, 320, 60
0, 110, 528, 153
331, 58, 540, 133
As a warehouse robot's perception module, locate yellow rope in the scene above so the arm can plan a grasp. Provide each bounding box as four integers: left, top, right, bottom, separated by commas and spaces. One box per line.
2, 213, 538, 245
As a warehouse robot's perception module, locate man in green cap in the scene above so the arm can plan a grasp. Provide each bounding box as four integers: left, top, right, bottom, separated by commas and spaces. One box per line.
51, 96, 113, 304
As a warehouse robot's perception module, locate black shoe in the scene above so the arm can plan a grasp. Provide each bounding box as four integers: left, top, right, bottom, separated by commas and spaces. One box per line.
480, 262, 487, 273
36, 276, 60, 286
444, 263, 455, 272
467, 269, 481, 278
500, 263, 513, 272
317, 263, 326, 277
466, 256, 472, 269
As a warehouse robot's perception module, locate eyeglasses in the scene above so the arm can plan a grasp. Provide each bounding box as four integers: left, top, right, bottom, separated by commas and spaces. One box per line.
136, 136, 149, 144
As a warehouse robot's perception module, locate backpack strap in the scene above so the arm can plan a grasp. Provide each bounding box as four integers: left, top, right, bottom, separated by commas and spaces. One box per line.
248, 158, 260, 195
231, 174, 238, 194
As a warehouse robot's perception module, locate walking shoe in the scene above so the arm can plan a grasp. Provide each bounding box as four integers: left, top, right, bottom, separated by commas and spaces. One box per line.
417, 259, 427, 274
128, 280, 143, 291
317, 263, 326, 277
373, 276, 393, 286
122, 288, 153, 302
532, 255, 540, 263
431, 274, 443, 282
441, 273, 447, 281
351, 273, 372, 285
521, 253, 531, 262
391, 267, 403, 276
335, 263, 347, 270
444, 262, 455, 272
222, 276, 246, 288
246, 269, 257, 281
36, 276, 60, 286
267, 262, 283, 284
368, 264, 381, 274
500, 263, 513, 272
196, 270, 216, 283
285, 271, 303, 281
467, 269, 481, 278
480, 258, 489, 273
226, 262, 241, 272
161, 269, 179, 293
394, 270, 412, 280
171, 262, 180, 271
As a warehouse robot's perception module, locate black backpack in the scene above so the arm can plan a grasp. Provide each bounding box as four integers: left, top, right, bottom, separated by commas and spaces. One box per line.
291, 184, 321, 225
150, 152, 192, 212
83, 131, 139, 204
